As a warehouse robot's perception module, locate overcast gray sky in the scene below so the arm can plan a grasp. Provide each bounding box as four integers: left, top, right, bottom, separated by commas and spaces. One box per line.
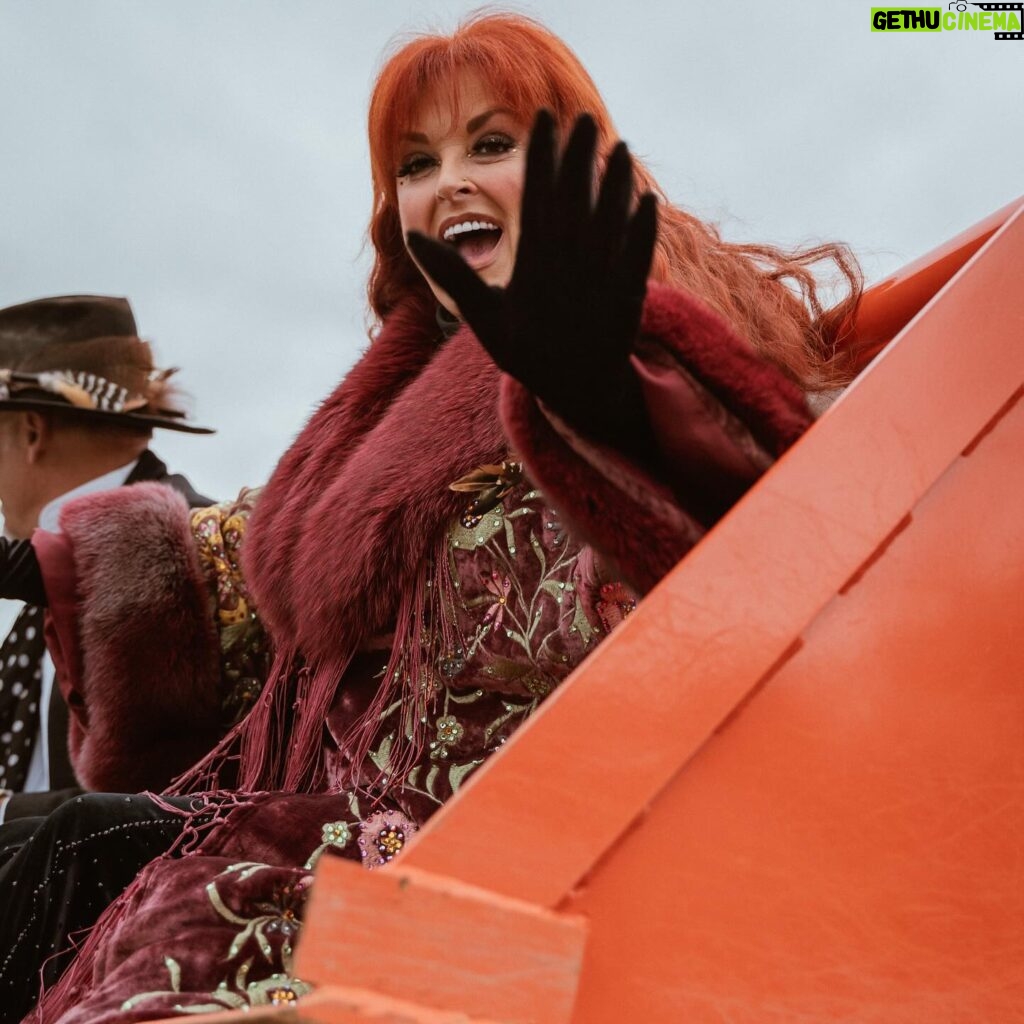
0, 0, 1020, 502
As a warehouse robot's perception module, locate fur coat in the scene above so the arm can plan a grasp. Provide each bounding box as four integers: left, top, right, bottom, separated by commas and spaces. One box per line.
34, 283, 808, 796
27, 282, 812, 1022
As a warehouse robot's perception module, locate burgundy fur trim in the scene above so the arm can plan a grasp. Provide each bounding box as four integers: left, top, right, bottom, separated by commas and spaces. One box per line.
246, 283, 811, 659
220, 313, 506, 792
641, 282, 811, 453
190, 282, 812, 792
244, 294, 440, 641
290, 325, 505, 662
243, 291, 506, 666
58, 483, 221, 792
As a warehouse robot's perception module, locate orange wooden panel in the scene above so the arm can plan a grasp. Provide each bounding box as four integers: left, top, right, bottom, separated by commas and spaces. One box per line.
565, 386, 1024, 1022
149, 200, 1024, 1023
295, 857, 585, 1024
403, 200, 1024, 908
288, 988, 501, 1023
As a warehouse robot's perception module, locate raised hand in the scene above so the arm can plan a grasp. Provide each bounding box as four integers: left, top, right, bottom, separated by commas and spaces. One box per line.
407, 110, 657, 444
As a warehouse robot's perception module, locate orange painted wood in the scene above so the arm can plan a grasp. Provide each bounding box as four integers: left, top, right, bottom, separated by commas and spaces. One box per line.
403, 199, 1024, 909
147, 200, 1024, 1022
295, 858, 585, 1024
290, 988, 502, 1023
564, 387, 1024, 1021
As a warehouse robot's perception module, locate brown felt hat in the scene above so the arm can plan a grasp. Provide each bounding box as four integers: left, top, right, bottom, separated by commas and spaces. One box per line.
0, 294, 213, 434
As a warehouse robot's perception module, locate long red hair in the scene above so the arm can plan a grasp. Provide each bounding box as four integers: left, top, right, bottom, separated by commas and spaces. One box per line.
367, 13, 862, 388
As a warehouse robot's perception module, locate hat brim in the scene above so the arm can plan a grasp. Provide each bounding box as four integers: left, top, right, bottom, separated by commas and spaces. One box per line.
0, 396, 215, 434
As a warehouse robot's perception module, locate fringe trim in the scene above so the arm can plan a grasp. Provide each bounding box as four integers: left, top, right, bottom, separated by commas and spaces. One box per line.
165, 644, 358, 797
337, 530, 462, 798
165, 530, 464, 802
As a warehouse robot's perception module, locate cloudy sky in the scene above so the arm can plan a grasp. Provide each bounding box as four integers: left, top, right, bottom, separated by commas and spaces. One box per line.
0, 0, 1019, 504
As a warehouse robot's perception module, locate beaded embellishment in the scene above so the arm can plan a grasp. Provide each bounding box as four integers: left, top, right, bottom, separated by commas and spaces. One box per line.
357, 809, 418, 871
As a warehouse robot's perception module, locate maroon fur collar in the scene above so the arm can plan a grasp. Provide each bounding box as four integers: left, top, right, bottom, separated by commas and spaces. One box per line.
243, 298, 507, 666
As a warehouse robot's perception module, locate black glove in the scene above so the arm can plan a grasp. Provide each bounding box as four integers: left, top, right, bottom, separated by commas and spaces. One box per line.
407, 111, 658, 447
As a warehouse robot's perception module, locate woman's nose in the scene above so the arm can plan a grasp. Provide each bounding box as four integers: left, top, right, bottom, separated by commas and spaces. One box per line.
435, 158, 477, 201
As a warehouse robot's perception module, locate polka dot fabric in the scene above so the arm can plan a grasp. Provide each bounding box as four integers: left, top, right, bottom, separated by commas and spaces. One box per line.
0, 604, 46, 791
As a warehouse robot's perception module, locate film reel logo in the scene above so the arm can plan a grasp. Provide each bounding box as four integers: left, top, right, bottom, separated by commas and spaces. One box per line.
952, 1, 1024, 38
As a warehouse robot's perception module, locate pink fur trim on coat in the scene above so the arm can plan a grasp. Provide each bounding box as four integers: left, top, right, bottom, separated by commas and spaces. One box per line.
243, 293, 441, 643
55, 483, 221, 792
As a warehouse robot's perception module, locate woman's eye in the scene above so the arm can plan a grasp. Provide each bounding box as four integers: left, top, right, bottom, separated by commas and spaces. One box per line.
397, 155, 435, 179
473, 133, 516, 157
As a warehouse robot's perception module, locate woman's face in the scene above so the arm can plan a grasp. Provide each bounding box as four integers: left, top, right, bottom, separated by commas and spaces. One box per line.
396, 74, 528, 315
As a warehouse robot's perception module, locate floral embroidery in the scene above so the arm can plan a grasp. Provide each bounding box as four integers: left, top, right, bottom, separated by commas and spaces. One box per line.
355, 475, 612, 810
358, 809, 418, 870
121, 863, 313, 1015
190, 488, 271, 724
430, 714, 465, 760
450, 459, 523, 528
304, 820, 353, 869
203, 864, 312, 958
121, 962, 312, 1015
266, 983, 301, 1005
118, 467, 628, 1017
435, 715, 463, 745
596, 581, 637, 633
481, 571, 512, 630
321, 820, 352, 846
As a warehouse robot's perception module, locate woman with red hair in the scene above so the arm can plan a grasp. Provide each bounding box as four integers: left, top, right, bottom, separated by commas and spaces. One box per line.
364, 14, 858, 386
1, 13, 859, 1022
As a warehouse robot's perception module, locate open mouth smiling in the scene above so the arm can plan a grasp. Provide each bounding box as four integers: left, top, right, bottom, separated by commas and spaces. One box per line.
439, 218, 503, 268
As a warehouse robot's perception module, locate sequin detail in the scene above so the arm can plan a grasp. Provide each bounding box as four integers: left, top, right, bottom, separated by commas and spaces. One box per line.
303, 820, 353, 869
358, 809, 418, 870
190, 489, 271, 724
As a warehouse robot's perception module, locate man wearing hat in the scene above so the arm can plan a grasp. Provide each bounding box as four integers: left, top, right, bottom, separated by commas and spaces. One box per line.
0, 294, 214, 824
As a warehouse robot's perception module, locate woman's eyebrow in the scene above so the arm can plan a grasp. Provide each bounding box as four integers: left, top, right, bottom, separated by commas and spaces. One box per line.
400, 107, 514, 144
466, 108, 514, 133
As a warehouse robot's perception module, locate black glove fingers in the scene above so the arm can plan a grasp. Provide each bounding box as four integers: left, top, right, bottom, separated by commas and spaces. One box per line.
406, 231, 506, 344
588, 141, 633, 279
554, 114, 598, 254
619, 192, 659, 305
517, 109, 558, 275
600, 192, 658, 359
